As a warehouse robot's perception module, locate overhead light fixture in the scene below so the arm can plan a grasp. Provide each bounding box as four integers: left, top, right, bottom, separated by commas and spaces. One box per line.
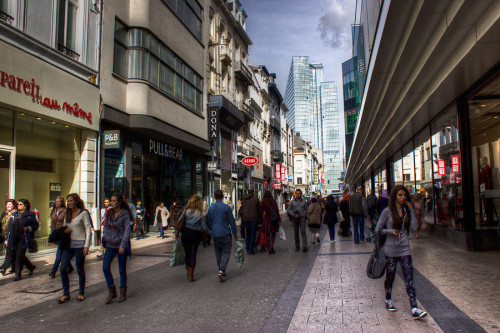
494, 116, 499, 119
446, 126, 451, 129
20, 113, 24, 116
52, 121, 56, 124
481, 104, 486, 107
64, 125, 69, 128
483, 133, 487, 136
36, 117, 41, 120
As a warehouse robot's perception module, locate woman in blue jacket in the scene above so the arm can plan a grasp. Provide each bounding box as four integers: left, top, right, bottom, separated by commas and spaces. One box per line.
8, 199, 38, 281
102, 193, 132, 304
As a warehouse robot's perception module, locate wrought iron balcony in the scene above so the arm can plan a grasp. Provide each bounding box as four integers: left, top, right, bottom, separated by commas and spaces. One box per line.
438, 141, 460, 156
234, 61, 253, 85
271, 150, 284, 162
270, 117, 281, 132
0, 10, 14, 24
241, 102, 255, 121
237, 142, 250, 156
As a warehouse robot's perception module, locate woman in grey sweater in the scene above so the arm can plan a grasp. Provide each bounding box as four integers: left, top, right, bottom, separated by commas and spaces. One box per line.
375, 185, 427, 320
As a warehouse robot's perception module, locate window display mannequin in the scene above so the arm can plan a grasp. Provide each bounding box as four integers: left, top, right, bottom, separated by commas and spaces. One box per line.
479, 156, 494, 225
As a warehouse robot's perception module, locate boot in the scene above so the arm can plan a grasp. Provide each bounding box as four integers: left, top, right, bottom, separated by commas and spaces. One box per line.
118, 287, 127, 303
105, 286, 117, 305
186, 265, 191, 281
188, 267, 196, 282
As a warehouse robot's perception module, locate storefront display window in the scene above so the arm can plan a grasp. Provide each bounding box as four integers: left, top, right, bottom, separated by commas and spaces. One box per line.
392, 151, 403, 188
469, 75, 500, 230
0, 108, 13, 146
402, 142, 415, 193
15, 113, 81, 238
381, 168, 387, 194
415, 127, 434, 226
431, 105, 464, 230
374, 168, 380, 195
104, 148, 125, 199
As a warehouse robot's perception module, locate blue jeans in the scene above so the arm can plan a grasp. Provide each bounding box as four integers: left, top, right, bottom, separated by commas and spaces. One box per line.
352, 214, 365, 243
328, 224, 336, 241
60, 248, 85, 296
159, 222, 164, 238
125, 225, 133, 257
102, 247, 127, 288
244, 220, 259, 253
213, 235, 232, 272
51, 241, 63, 274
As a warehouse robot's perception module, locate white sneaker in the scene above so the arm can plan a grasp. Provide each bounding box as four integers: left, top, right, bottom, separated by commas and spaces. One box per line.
412, 308, 427, 319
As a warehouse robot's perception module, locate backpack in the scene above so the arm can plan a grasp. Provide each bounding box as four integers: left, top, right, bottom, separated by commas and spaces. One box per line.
270, 203, 279, 224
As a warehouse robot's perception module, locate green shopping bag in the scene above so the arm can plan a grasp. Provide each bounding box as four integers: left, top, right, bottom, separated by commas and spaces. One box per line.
170, 239, 185, 267
234, 240, 244, 268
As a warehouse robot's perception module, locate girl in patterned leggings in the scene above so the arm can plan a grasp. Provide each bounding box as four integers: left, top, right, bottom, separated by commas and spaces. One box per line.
375, 185, 427, 320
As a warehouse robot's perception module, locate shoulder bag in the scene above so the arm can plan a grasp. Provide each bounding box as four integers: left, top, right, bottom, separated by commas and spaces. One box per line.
366, 230, 387, 279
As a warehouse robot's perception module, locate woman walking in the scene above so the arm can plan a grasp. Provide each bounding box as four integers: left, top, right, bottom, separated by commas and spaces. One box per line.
0, 199, 18, 275
58, 193, 92, 303
154, 202, 169, 239
6, 199, 38, 281
308, 198, 322, 244
176, 194, 208, 282
323, 195, 339, 243
49, 196, 74, 278
412, 193, 423, 238
102, 193, 132, 304
375, 185, 427, 319
260, 190, 281, 254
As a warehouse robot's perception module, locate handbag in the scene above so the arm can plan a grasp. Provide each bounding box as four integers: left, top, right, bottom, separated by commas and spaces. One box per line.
336, 210, 345, 222
175, 210, 186, 231
28, 237, 38, 253
270, 204, 279, 223
258, 230, 268, 247
366, 230, 387, 279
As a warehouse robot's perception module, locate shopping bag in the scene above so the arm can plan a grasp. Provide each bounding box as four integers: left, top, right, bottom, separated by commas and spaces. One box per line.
278, 225, 286, 241
234, 240, 244, 268
336, 210, 345, 222
258, 230, 268, 247
170, 239, 185, 267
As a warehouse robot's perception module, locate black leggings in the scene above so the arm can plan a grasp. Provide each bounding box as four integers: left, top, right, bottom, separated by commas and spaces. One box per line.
384, 255, 417, 309
181, 228, 203, 268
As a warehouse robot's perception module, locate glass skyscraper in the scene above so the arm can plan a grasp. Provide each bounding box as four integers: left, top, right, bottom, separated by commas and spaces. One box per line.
284, 56, 342, 193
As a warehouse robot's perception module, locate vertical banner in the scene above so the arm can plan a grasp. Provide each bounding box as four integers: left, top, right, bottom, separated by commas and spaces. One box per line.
281, 166, 286, 181
451, 156, 460, 173
437, 160, 446, 176
208, 107, 219, 142
275, 163, 281, 180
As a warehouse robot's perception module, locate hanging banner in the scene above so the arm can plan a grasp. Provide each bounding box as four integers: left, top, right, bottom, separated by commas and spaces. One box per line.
275, 163, 281, 180
451, 156, 460, 173
208, 107, 219, 141
437, 160, 446, 176
281, 166, 286, 182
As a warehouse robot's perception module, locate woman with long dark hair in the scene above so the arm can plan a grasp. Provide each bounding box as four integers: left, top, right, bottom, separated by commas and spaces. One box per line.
57, 193, 91, 303
49, 196, 74, 278
323, 195, 339, 243
260, 190, 281, 254
102, 193, 132, 304
375, 185, 427, 319
0, 199, 18, 275
5, 199, 38, 281
176, 194, 208, 282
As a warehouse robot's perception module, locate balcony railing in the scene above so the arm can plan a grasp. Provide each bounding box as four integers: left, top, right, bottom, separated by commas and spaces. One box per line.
241, 102, 255, 120
270, 117, 281, 132
58, 44, 80, 61
234, 61, 253, 85
237, 142, 250, 156
271, 150, 284, 162
439, 141, 460, 156
0, 10, 14, 24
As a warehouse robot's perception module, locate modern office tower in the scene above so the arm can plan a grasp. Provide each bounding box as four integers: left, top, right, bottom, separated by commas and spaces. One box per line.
284, 56, 342, 194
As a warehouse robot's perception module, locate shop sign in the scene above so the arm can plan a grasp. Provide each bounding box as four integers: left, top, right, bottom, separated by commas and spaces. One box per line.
451, 156, 460, 173
49, 183, 62, 208
437, 160, 446, 175
208, 107, 219, 141
287, 175, 293, 183
345, 108, 358, 134
242, 156, 258, 166
149, 139, 183, 161
272, 183, 282, 189
103, 130, 121, 149
0, 70, 93, 124
281, 166, 286, 182
207, 161, 218, 172
275, 163, 281, 180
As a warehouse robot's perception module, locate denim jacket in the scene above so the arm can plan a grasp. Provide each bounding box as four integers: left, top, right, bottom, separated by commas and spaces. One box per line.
183, 209, 209, 233
207, 201, 237, 238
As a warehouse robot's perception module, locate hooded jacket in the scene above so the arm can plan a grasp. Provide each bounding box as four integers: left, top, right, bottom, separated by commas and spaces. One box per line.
103, 209, 132, 249
240, 193, 261, 221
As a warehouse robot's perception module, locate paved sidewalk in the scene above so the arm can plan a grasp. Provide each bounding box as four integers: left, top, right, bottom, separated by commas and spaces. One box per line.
287, 225, 500, 333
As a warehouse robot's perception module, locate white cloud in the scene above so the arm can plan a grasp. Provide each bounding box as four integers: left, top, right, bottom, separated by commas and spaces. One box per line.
318, 0, 355, 49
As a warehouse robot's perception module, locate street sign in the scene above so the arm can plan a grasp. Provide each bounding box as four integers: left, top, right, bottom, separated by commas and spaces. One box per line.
345, 108, 358, 134
287, 175, 293, 183
242, 156, 258, 166
207, 161, 218, 172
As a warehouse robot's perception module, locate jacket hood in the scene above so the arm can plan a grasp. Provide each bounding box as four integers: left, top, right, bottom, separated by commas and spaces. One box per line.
242, 193, 254, 200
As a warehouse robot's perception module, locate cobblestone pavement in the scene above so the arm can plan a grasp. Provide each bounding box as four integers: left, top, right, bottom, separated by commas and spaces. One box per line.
286, 221, 500, 333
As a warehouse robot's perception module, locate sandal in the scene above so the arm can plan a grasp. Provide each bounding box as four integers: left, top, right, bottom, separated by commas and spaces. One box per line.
76, 295, 85, 302
57, 296, 71, 304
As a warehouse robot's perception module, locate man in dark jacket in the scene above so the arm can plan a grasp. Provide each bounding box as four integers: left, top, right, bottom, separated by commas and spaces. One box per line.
366, 190, 378, 230
240, 188, 261, 255
287, 189, 310, 252
349, 187, 366, 244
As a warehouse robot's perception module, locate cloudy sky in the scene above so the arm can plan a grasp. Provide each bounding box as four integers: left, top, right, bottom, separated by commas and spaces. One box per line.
242, 0, 355, 104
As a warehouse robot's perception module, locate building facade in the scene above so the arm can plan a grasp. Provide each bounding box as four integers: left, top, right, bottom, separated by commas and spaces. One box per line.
99, 0, 209, 228
344, 0, 500, 251
0, 0, 100, 247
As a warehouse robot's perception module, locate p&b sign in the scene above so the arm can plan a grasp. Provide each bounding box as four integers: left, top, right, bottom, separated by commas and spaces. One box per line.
103, 130, 121, 149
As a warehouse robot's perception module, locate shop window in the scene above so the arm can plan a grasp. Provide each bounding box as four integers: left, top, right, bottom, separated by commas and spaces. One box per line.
392, 151, 403, 188
402, 141, 415, 192
15, 113, 81, 239
57, 0, 79, 55
297, 177, 302, 185
113, 20, 128, 78
415, 126, 434, 227
195, 161, 204, 199
431, 105, 463, 230
469, 76, 500, 230
0, 108, 13, 146
163, 0, 202, 41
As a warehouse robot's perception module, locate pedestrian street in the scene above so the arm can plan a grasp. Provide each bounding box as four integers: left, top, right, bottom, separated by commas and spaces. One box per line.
0, 214, 499, 333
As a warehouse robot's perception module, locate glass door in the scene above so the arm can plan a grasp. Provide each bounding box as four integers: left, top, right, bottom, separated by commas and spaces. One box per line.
0, 145, 15, 204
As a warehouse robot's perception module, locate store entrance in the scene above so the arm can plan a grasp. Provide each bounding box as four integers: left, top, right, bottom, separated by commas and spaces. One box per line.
0, 145, 15, 255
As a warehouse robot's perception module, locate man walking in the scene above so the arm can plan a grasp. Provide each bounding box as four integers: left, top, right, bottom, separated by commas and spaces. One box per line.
349, 187, 366, 244
240, 189, 261, 255
287, 189, 310, 252
207, 189, 238, 282
366, 190, 378, 231
135, 200, 145, 240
